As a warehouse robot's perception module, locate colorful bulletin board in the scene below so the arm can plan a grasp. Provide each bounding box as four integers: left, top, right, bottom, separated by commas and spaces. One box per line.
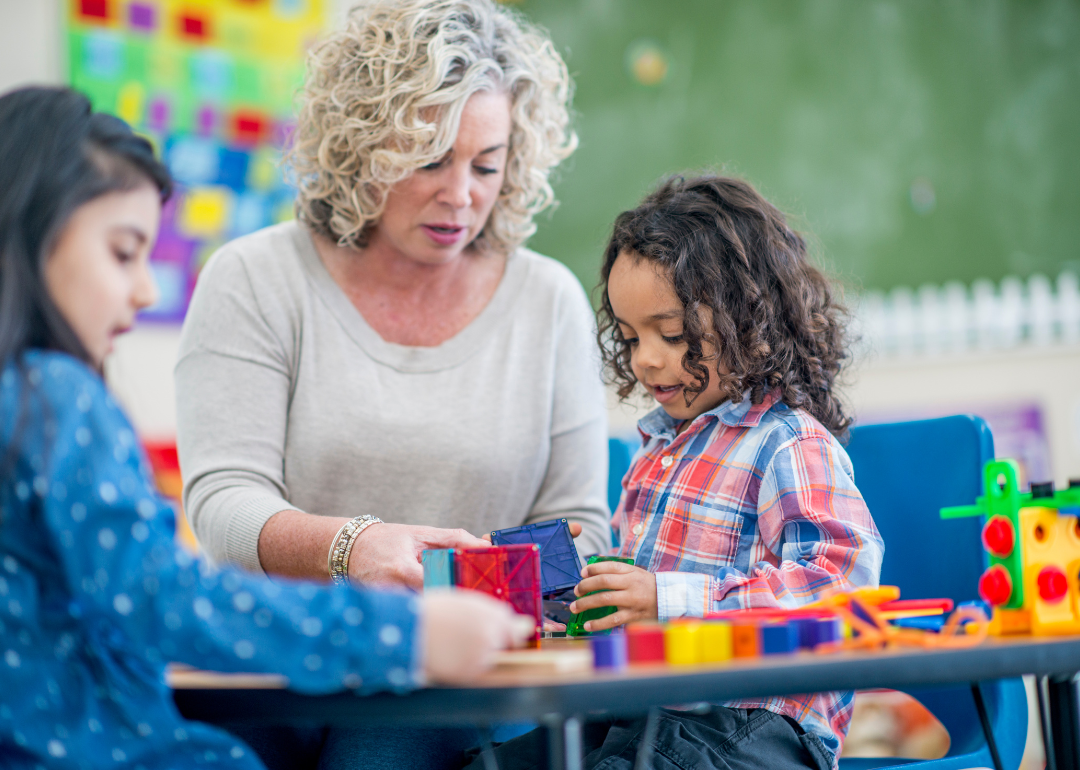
67, 0, 325, 321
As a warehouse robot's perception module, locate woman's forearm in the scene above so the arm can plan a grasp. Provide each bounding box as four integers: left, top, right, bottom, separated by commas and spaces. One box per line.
257, 509, 349, 581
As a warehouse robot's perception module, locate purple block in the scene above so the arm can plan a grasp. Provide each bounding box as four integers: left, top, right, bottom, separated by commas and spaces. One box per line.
792, 617, 842, 650
591, 633, 628, 670
129, 2, 155, 30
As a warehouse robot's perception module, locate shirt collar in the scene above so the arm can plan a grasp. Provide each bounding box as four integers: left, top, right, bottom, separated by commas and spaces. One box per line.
637, 389, 783, 442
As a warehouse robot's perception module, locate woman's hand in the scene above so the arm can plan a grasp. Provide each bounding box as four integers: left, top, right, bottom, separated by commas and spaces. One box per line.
420, 590, 535, 684
568, 561, 658, 632
349, 524, 489, 590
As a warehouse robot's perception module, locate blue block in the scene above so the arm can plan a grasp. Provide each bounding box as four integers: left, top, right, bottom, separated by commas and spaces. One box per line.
760, 622, 798, 655
217, 148, 251, 192
422, 549, 454, 590
591, 633, 628, 670
793, 617, 843, 649
491, 519, 580, 597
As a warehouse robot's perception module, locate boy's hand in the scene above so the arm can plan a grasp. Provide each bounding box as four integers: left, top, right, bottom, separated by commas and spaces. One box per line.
569, 561, 657, 632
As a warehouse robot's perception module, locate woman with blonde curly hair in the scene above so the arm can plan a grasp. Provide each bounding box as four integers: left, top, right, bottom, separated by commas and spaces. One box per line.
175, 0, 607, 765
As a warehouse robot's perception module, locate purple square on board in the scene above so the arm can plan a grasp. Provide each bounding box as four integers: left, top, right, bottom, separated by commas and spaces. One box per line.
129, 3, 155, 31
196, 106, 216, 138
148, 98, 169, 132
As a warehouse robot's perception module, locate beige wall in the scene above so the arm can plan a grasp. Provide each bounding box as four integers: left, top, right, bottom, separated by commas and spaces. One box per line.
0, 0, 62, 93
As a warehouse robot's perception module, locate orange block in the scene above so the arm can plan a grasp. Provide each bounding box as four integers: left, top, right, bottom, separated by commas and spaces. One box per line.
731, 623, 760, 658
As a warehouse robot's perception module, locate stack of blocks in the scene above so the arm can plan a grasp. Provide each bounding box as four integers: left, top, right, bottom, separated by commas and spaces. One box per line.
941, 459, 1080, 636
591, 615, 845, 671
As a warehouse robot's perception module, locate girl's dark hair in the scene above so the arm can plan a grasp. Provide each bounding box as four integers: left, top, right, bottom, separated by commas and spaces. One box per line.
0, 86, 172, 370
598, 174, 852, 437
0, 87, 172, 474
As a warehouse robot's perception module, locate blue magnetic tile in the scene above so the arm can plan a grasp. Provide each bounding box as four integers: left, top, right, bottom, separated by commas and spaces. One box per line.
422, 549, 454, 590
232, 192, 269, 237
491, 519, 580, 597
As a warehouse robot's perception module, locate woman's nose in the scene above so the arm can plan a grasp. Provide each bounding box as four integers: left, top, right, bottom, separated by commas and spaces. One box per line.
436, 163, 471, 209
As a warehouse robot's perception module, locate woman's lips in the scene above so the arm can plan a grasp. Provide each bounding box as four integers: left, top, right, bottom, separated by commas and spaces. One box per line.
421, 224, 467, 246
650, 383, 683, 404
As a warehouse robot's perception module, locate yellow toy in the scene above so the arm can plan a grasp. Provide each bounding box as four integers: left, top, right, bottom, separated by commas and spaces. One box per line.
941, 459, 1080, 636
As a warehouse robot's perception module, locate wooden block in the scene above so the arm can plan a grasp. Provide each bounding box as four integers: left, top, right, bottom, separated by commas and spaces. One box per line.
492, 648, 593, 674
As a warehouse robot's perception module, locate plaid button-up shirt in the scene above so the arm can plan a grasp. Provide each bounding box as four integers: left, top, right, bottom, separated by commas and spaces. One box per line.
611, 390, 884, 763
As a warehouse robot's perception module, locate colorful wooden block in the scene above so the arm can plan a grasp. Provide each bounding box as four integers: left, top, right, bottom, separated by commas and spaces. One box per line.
761, 622, 798, 655
731, 622, 761, 658
591, 634, 628, 671
698, 621, 732, 663
663, 621, 701, 665
626, 623, 666, 663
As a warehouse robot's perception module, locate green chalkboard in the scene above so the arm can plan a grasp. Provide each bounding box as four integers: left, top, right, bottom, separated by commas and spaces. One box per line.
518, 0, 1080, 294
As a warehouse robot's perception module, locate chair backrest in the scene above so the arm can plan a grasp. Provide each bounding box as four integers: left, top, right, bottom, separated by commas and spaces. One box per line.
844, 415, 1026, 769
845, 415, 992, 604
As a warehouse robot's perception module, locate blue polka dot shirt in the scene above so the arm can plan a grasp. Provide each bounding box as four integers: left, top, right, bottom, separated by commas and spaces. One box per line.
0, 351, 421, 768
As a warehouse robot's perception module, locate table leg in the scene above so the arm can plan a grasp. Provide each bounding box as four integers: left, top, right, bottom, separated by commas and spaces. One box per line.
1038, 676, 1059, 770
1046, 674, 1080, 770
541, 714, 583, 770
970, 682, 1004, 770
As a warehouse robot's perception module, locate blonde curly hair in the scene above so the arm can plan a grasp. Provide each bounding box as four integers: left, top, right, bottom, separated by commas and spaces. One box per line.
287, 0, 577, 254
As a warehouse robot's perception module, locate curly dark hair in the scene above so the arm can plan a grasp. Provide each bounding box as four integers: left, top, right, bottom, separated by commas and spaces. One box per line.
597, 174, 852, 437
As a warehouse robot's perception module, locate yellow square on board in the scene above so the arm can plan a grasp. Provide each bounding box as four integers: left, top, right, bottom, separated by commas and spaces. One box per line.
179, 186, 233, 238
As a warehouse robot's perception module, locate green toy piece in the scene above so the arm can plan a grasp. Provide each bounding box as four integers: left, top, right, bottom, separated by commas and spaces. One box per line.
940, 459, 1080, 610
565, 555, 635, 637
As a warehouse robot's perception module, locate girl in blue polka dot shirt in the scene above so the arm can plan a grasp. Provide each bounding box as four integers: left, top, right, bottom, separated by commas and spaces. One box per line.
0, 87, 530, 769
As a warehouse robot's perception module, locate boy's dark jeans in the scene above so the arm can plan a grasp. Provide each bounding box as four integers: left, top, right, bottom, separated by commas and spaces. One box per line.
464, 707, 834, 770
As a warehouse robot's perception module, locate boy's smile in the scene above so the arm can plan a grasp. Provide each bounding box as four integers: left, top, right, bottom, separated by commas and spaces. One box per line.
607, 250, 728, 424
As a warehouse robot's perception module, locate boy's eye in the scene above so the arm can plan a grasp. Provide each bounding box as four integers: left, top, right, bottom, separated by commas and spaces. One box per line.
662, 335, 684, 344
625, 337, 639, 347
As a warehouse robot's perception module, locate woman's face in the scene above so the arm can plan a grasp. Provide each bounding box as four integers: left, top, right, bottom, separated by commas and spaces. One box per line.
368, 90, 512, 265
45, 185, 161, 367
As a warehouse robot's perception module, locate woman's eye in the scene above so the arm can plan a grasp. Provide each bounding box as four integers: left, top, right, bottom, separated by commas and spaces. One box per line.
113, 249, 134, 264
473, 165, 499, 176
421, 160, 443, 171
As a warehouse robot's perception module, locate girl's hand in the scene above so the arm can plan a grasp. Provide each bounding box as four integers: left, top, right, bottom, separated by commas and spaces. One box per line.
420, 590, 535, 684
569, 561, 658, 632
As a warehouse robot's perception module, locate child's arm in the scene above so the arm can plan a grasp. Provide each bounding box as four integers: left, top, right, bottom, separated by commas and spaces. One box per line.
654, 435, 883, 618
42, 364, 419, 693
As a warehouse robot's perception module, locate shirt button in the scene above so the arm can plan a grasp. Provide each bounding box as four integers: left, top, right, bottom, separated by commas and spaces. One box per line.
661, 455, 674, 468
632, 523, 644, 535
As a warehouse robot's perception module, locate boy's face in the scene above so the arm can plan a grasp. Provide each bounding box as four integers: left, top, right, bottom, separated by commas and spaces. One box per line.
45, 185, 160, 367
608, 250, 727, 424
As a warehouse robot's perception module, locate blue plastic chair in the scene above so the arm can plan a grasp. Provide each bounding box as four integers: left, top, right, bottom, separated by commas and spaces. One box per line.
841, 415, 1027, 770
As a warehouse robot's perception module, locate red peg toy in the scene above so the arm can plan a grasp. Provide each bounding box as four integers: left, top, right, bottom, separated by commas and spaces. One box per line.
981, 515, 1015, 558
1037, 566, 1068, 603
978, 564, 1013, 606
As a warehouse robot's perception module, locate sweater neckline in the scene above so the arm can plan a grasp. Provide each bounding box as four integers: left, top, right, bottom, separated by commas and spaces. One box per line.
292, 223, 529, 373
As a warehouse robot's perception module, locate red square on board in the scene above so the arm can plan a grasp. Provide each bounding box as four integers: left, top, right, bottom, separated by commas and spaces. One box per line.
179, 14, 208, 40
79, 0, 110, 20
232, 111, 269, 145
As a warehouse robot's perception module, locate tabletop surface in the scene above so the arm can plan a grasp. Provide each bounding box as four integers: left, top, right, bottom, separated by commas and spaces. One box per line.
172, 634, 1080, 727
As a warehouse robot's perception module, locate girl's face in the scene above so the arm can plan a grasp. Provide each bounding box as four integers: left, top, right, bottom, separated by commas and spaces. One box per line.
45, 185, 160, 367
608, 250, 727, 424
366, 90, 512, 265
